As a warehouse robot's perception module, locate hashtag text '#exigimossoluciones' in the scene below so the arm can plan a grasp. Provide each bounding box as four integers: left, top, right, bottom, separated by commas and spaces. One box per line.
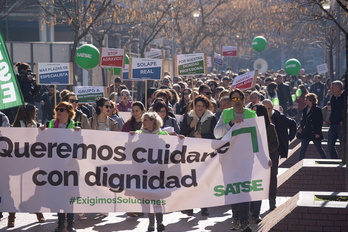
69, 196, 166, 206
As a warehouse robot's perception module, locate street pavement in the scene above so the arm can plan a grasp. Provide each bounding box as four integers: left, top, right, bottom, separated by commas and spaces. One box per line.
0, 197, 290, 232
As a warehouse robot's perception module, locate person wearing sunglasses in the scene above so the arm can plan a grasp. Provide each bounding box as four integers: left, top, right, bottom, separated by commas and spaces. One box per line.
174, 88, 191, 115
62, 92, 91, 129
90, 97, 119, 131
198, 84, 217, 113
153, 100, 180, 134
214, 88, 256, 232
117, 89, 132, 112
39, 101, 79, 232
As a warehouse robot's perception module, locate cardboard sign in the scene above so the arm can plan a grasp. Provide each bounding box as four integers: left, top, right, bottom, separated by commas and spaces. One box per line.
214, 52, 223, 66
74, 86, 105, 103
129, 58, 163, 80
99, 48, 125, 68
36, 63, 73, 85
206, 56, 212, 68
145, 50, 163, 59
222, 46, 237, 57
231, 70, 258, 90
317, 63, 328, 74
176, 53, 206, 76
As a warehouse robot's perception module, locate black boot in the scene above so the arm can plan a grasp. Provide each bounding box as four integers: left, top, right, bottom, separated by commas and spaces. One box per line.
54, 221, 65, 232
66, 221, 76, 232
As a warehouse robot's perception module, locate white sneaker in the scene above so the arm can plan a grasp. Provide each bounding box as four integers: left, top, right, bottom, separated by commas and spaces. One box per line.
78, 213, 87, 220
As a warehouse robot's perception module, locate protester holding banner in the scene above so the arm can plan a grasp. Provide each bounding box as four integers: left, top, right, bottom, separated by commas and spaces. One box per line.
250, 104, 279, 223
179, 95, 216, 217
0, 111, 8, 221
117, 89, 132, 112
90, 97, 119, 131
122, 101, 145, 132
130, 111, 168, 232
12, 103, 40, 128
7, 103, 46, 228
62, 92, 91, 129
153, 100, 180, 134
40, 101, 79, 232
214, 89, 256, 232
297, 93, 326, 161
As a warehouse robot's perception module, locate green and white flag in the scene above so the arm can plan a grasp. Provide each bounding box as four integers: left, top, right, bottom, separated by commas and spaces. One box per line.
0, 32, 23, 110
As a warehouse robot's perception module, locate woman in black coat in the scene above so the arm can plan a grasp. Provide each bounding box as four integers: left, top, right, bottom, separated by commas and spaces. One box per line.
297, 93, 327, 160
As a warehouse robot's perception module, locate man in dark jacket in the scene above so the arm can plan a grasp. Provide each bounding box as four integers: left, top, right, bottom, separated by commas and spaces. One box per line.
328, 80, 345, 159
41, 85, 60, 125
262, 99, 297, 210
310, 75, 326, 108
276, 74, 293, 115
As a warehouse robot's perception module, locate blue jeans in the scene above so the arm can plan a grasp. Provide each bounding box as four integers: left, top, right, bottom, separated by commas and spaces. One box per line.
299, 139, 327, 161
328, 124, 342, 159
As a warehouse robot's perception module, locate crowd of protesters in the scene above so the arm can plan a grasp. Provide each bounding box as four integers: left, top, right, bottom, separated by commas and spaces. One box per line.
0, 62, 346, 232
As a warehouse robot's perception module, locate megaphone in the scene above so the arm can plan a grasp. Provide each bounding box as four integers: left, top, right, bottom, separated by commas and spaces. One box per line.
253, 58, 268, 74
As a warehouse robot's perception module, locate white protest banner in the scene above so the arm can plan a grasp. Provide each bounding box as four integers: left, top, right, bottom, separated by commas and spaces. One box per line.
36, 63, 73, 85
316, 63, 328, 74
214, 52, 223, 66
222, 46, 237, 57
231, 70, 258, 91
99, 48, 125, 68
74, 86, 105, 103
145, 50, 163, 59
176, 53, 206, 76
129, 58, 163, 80
0, 117, 270, 213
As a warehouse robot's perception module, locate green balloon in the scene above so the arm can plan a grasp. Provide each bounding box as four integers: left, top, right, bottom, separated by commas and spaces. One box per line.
272, 97, 279, 106
292, 94, 296, 102
295, 88, 302, 97
285, 58, 301, 76
75, 44, 100, 70
252, 36, 267, 52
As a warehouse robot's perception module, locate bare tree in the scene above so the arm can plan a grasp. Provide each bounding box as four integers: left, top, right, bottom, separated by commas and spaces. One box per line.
0, 0, 26, 21
36, 0, 113, 62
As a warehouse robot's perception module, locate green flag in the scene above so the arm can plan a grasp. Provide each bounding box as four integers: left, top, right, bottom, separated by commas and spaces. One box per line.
0, 32, 24, 110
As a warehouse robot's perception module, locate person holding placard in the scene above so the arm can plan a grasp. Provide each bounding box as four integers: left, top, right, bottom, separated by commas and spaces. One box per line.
214, 89, 256, 232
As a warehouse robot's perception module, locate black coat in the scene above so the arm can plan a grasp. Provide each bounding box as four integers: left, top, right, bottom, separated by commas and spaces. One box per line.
271, 110, 297, 158
300, 105, 323, 141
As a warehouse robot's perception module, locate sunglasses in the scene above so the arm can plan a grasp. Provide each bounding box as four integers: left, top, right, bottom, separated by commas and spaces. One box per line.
120, 94, 129, 97
203, 92, 212, 95
103, 105, 111, 109
183, 92, 190, 95
68, 99, 79, 103
231, 97, 243, 102
55, 107, 67, 112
